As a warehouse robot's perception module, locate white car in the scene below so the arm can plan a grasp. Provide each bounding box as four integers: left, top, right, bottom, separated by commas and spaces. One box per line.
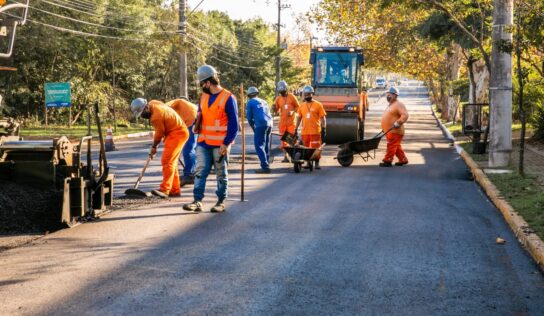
375, 78, 386, 89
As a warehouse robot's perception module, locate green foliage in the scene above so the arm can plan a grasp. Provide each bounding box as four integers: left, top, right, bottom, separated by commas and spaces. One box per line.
0, 2, 304, 126
451, 79, 470, 102
532, 105, 544, 141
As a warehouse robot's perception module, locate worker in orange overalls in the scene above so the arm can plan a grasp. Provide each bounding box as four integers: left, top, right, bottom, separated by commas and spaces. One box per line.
274, 80, 299, 162
295, 85, 326, 170
358, 86, 369, 139
165, 97, 198, 187
380, 86, 409, 167
130, 98, 189, 197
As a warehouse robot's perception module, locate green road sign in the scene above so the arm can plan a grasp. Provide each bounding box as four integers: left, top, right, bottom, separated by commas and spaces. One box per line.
45, 82, 71, 107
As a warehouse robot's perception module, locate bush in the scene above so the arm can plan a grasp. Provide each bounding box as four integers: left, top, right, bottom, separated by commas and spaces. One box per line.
532, 105, 544, 141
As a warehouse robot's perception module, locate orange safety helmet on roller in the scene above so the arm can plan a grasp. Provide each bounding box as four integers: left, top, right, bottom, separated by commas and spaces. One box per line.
198, 89, 232, 146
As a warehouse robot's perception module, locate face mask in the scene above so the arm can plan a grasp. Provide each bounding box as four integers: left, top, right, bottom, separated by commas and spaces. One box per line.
140, 108, 151, 119
202, 87, 211, 95
305, 97, 313, 102
386, 96, 394, 103
280, 91, 287, 97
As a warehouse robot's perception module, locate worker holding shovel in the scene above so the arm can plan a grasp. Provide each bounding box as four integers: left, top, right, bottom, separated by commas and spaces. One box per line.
130, 98, 189, 197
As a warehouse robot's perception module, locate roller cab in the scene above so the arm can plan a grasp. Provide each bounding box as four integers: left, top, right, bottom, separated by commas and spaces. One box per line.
309, 46, 366, 144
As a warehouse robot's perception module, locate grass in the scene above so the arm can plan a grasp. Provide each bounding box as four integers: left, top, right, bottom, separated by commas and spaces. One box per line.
458, 141, 488, 162
488, 172, 544, 240
20, 125, 151, 139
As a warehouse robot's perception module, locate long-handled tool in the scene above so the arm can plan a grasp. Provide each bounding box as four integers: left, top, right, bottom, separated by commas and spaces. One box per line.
124, 153, 153, 198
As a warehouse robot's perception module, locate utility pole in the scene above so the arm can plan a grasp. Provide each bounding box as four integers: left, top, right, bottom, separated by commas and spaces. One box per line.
275, 0, 290, 95
179, 0, 188, 98
489, 0, 513, 167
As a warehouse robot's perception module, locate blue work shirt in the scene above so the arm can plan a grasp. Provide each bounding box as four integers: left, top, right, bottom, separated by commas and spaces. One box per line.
198, 90, 239, 149
246, 97, 272, 129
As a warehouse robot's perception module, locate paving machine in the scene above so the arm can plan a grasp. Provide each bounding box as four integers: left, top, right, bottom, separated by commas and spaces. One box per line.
0, 103, 114, 227
309, 46, 366, 144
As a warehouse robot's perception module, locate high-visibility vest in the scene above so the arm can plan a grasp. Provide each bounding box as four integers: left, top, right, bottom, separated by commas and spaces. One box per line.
198, 89, 232, 146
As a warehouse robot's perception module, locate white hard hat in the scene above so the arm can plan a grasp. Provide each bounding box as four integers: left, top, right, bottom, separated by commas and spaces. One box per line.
302, 85, 315, 94
277, 80, 288, 92
197, 65, 218, 82
130, 98, 147, 118
246, 86, 259, 95
387, 86, 400, 95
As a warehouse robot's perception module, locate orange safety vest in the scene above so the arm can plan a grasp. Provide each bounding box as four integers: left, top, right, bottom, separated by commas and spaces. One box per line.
198, 89, 232, 146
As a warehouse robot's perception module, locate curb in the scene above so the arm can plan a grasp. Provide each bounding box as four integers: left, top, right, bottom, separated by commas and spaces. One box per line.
112, 131, 154, 141
432, 108, 544, 271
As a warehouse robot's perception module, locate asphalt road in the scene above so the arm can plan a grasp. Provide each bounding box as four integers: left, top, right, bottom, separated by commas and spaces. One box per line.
1, 82, 543, 315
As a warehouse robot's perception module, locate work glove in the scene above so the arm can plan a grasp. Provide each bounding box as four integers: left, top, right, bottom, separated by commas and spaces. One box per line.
393, 122, 401, 128
321, 127, 327, 140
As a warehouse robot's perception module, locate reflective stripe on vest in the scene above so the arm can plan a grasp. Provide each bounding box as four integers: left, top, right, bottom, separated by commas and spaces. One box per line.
198, 89, 231, 146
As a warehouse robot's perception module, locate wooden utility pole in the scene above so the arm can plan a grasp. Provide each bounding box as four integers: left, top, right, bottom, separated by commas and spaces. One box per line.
489, 0, 513, 167
179, 0, 188, 98
275, 0, 290, 96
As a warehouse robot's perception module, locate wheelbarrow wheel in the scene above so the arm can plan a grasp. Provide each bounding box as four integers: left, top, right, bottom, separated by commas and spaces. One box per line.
337, 149, 354, 167
294, 162, 302, 173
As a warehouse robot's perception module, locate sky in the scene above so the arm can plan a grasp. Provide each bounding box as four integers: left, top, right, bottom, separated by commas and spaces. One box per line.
187, 0, 325, 41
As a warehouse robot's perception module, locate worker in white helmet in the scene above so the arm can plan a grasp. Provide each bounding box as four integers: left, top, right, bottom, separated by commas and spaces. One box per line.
246, 86, 273, 173
295, 85, 327, 170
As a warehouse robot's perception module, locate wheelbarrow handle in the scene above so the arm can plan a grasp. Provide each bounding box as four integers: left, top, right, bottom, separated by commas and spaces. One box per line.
373, 127, 395, 139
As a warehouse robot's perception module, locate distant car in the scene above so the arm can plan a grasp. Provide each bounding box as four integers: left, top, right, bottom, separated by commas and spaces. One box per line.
375, 78, 386, 89
387, 80, 396, 87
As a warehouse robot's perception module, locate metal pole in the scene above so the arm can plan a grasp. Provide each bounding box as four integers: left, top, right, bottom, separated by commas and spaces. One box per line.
240, 84, 246, 202
489, 0, 513, 167
275, 0, 281, 97
179, 0, 188, 98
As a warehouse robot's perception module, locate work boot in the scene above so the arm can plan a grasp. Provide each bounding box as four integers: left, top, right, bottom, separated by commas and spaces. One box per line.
379, 161, 393, 167
254, 168, 271, 174
395, 160, 409, 166
151, 189, 168, 199
315, 161, 321, 170
179, 176, 195, 187
183, 200, 203, 212
210, 201, 225, 213
281, 154, 290, 163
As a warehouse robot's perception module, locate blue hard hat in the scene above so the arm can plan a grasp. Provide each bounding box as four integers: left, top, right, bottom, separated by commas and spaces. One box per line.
130, 98, 147, 118
387, 86, 400, 95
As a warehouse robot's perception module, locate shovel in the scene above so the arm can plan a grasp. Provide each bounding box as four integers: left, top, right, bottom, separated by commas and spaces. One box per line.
124, 153, 153, 198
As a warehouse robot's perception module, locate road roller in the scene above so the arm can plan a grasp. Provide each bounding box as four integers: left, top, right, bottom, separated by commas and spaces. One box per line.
309, 46, 366, 144
0, 104, 113, 228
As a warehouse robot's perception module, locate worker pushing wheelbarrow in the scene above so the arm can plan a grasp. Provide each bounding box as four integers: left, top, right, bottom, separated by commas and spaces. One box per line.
281, 132, 325, 173
335, 127, 394, 167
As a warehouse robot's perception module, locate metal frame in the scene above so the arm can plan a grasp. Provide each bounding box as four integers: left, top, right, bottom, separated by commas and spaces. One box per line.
0, 1, 29, 58
462, 103, 489, 135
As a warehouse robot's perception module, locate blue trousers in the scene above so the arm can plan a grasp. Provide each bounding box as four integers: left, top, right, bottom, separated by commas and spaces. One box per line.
182, 125, 197, 179
254, 125, 271, 170
194, 146, 228, 202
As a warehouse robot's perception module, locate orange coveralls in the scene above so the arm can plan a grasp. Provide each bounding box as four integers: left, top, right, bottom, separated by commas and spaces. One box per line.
165, 99, 197, 127
149, 101, 189, 195
297, 100, 326, 159
274, 93, 300, 148
381, 101, 409, 163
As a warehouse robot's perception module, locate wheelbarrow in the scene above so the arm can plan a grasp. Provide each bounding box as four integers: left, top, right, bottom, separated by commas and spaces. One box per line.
335, 128, 393, 167
284, 145, 325, 173
281, 131, 325, 173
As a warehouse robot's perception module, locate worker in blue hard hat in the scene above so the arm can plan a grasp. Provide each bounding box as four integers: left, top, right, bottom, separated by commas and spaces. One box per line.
246, 86, 273, 173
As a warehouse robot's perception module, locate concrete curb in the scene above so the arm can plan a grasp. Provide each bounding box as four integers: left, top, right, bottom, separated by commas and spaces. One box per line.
112, 131, 153, 141
432, 108, 544, 271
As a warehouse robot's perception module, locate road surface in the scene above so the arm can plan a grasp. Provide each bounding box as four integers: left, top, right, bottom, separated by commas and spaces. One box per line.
1, 82, 543, 315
